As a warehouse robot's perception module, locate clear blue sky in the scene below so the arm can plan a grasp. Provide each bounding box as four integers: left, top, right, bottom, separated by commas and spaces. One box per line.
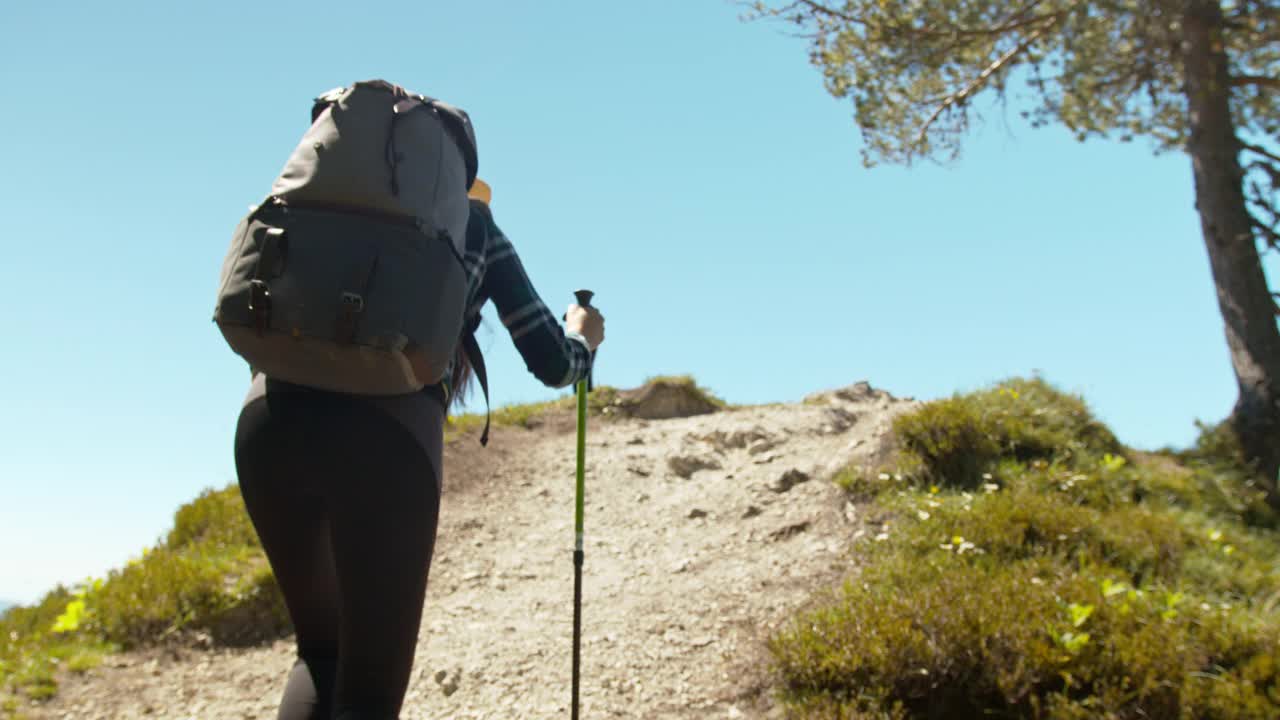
0, 0, 1255, 604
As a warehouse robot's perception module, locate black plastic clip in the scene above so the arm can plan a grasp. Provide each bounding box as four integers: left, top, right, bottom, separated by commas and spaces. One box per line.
335, 292, 364, 344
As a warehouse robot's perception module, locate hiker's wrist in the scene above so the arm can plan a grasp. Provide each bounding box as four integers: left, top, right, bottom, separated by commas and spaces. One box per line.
565, 330, 591, 352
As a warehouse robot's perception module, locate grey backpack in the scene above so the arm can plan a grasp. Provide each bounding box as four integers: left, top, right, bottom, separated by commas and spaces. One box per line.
214, 80, 489, 433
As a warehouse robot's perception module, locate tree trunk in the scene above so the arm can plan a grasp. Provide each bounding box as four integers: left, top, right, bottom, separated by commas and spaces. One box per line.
1181, 0, 1280, 507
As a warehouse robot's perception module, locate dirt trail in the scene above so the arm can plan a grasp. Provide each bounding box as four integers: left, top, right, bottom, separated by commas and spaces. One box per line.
28, 382, 917, 720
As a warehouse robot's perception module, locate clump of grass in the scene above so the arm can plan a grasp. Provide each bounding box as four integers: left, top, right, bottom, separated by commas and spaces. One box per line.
778, 375, 1280, 718
1181, 419, 1251, 471
84, 544, 286, 649
642, 374, 728, 408
443, 388, 607, 442
1, 587, 120, 717
772, 551, 1279, 719
1166, 420, 1278, 527
892, 377, 1121, 490
446, 397, 561, 441
0, 485, 289, 713
167, 485, 261, 550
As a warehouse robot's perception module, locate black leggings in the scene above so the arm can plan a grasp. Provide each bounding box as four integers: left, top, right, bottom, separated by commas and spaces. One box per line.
235, 389, 442, 720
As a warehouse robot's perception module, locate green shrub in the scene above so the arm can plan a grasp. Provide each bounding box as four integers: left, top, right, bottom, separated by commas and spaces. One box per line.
783, 376, 1280, 718
890, 398, 1002, 489
989, 377, 1123, 459
1, 484, 291, 712
85, 542, 284, 649
642, 374, 728, 408
892, 378, 1122, 490
1183, 419, 1251, 472
0, 586, 118, 713
167, 485, 260, 550
888, 487, 1188, 583
832, 463, 921, 500
772, 519, 1280, 718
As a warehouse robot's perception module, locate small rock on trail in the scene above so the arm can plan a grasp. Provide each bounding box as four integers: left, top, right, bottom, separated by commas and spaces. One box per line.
770, 469, 811, 493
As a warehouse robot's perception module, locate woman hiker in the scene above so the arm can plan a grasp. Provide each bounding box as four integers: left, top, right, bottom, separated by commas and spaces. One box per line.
232, 179, 606, 720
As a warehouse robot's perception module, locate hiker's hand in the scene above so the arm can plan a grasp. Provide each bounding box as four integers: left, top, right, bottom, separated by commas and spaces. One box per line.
566, 303, 604, 351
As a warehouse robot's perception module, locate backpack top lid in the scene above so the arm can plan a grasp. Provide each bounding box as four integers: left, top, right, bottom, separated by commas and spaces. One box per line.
311, 79, 480, 190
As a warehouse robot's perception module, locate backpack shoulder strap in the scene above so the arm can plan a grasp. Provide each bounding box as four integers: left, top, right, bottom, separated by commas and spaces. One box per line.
460, 199, 490, 446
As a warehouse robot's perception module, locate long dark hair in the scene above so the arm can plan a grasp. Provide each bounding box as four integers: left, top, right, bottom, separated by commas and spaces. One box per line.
448, 199, 492, 412
447, 339, 475, 411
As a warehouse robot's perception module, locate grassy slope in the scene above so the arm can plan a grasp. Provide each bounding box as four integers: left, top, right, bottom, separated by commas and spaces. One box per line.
770, 377, 1280, 720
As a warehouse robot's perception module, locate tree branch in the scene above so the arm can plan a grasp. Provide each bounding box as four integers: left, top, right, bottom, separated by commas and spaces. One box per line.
766, 1, 1066, 41
1241, 139, 1280, 166
913, 22, 1055, 152
1252, 211, 1280, 249
890, 3, 1065, 42
789, 0, 861, 25
1231, 74, 1280, 90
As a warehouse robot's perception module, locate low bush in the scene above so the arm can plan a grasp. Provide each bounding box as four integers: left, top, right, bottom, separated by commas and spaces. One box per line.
773, 376, 1280, 718
892, 377, 1122, 490
1, 485, 289, 714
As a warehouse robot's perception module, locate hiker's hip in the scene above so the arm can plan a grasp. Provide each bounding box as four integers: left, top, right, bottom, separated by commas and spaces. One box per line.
239, 372, 445, 494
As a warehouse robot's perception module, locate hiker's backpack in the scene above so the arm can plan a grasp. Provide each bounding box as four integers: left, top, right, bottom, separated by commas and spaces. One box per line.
213, 79, 491, 440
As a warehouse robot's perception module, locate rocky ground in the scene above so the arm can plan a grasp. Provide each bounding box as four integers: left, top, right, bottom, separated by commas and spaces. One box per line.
26, 381, 918, 720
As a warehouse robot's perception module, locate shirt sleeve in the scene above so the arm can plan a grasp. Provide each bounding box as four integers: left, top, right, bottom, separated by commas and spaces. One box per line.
473, 207, 592, 389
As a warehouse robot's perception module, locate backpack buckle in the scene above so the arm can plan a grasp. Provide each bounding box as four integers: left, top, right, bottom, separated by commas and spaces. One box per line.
341, 291, 365, 313
335, 292, 364, 344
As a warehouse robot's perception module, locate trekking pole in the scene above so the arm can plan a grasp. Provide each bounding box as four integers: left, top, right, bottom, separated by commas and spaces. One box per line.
572, 289, 595, 720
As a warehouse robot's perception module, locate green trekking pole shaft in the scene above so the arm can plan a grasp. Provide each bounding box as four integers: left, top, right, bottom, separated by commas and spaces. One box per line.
572, 289, 594, 720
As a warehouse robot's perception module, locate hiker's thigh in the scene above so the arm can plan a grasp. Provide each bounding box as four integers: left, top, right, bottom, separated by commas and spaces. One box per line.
234, 395, 341, 651
325, 407, 441, 717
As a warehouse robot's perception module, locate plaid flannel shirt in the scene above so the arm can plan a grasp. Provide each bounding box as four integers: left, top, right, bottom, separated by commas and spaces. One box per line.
454, 200, 592, 391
